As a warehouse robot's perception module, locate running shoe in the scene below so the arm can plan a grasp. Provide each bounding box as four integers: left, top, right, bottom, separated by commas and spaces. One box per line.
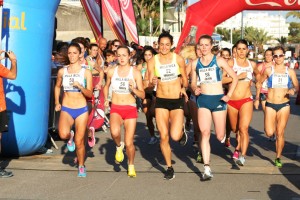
128, 165, 136, 178
275, 158, 282, 168
269, 135, 276, 142
77, 166, 86, 177
202, 165, 213, 180
148, 137, 158, 145
225, 137, 231, 148
67, 130, 75, 152
179, 127, 188, 146
196, 152, 203, 163
0, 168, 13, 178
88, 127, 95, 147
232, 150, 239, 160
236, 155, 246, 166
164, 166, 175, 180
115, 142, 125, 163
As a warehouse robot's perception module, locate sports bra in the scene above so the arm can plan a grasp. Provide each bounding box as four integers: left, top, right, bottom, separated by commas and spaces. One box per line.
232, 58, 253, 82
111, 66, 136, 94
154, 53, 181, 82
267, 66, 293, 89
196, 55, 222, 84
62, 66, 86, 92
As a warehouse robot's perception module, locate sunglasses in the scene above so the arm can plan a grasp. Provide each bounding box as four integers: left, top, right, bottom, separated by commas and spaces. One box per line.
273, 54, 285, 59
114, 44, 120, 47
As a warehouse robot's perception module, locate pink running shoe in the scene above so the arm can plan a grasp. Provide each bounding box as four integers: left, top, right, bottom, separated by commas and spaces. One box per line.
232, 150, 239, 160
88, 127, 95, 147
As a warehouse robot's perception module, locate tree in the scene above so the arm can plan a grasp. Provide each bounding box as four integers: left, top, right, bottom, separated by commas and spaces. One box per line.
286, 11, 300, 19
133, 0, 170, 36
244, 26, 272, 54
276, 36, 287, 46
288, 22, 300, 43
215, 27, 241, 44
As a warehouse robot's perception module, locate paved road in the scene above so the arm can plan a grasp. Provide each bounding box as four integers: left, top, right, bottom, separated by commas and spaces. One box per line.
1, 89, 300, 200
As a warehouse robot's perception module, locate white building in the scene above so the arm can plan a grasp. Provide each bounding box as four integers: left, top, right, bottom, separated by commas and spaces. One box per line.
216, 12, 289, 40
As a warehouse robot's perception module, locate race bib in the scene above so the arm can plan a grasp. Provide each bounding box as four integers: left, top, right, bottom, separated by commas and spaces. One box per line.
272, 74, 288, 88
198, 66, 217, 84
63, 74, 82, 91
113, 77, 131, 94
159, 63, 178, 82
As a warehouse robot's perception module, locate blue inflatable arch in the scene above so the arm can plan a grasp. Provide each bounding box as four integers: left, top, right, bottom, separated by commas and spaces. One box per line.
2, 0, 60, 156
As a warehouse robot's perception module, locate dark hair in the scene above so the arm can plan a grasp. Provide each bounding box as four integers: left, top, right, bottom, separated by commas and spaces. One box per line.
68, 42, 81, 54
104, 49, 115, 58
158, 30, 173, 44
71, 37, 88, 49
235, 39, 249, 48
198, 34, 213, 45
56, 42, 69, 53
116, 45, 130, 55
221, 48, 231, 56
232, 44, 236, 51
113, 39, 121, 46
272, 46, 285, 55
264, 48, 273, 56
139, 45, 157, 63
89, 43, 98, 50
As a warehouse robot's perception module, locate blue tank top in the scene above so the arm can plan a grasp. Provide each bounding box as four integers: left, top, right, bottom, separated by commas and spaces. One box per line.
267, 66, 292, 89
196, 55, 222, 84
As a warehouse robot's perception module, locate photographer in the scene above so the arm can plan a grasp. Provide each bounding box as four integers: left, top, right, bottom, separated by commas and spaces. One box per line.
0, 50, 17, 178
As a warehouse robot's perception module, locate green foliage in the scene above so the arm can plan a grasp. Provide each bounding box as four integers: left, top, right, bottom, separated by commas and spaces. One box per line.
288, 22, 300, 43
244, 26, 272, 53
133, 0, 163, 36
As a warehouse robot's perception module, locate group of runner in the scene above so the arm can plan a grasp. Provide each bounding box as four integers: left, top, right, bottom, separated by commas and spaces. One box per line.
54, 31, 299, 180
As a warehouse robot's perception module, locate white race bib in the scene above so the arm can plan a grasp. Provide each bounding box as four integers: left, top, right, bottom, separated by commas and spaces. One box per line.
272, 74, 288, 88
198, 66, 217, 84
159, 63, 178, 82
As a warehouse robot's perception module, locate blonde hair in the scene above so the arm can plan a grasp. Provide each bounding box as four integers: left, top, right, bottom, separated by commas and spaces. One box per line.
179, 45, 197, 60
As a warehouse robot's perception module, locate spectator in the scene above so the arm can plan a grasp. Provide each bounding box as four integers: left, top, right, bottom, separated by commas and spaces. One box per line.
0, 50, 17, 178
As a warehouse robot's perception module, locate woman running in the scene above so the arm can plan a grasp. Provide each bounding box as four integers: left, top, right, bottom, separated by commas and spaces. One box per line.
226, 39, 260, 166
191, 35, 238, 180
257, 48, 276, 142
103, 45, 145, 177
137, 46, 158, 144
54, 43, 93, 177
148, 31, 188, 180
255, 46, 298, 168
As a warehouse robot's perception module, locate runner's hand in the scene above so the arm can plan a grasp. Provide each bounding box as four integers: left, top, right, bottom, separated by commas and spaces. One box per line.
221, 95, 230, 103
194, 87, 201, 96
180, 88, 188, 102
55, 103, 61, 111
238, 72, 247, 80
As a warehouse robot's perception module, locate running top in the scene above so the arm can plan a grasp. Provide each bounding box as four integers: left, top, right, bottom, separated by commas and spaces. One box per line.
196, 55, 222, 84
140, 62, 147, 80
62, 66, 86, 92
111, 66, 136, 94
260, 62, 269, 93
154, 53, 181, 82
233, 58, 253, 82
267, 66, 293, 89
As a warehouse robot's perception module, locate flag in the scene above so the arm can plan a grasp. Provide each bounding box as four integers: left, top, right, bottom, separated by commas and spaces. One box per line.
102, 0, 126, 43
119, 0, 138, 44
80, 0, 103, 39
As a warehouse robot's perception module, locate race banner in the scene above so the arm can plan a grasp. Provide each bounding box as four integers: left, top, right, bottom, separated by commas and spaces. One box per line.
119, 0, 139, 44
102, 0, 126, 43
80, 0, 103, 39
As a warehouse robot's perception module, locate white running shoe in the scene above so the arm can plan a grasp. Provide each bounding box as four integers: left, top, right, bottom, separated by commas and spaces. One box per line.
202, 165, 213, 180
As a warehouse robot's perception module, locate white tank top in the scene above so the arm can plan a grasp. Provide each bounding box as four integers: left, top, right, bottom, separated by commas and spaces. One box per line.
62, 66, 86, 92
111, 66, 135, 94
233, 58, 253, 82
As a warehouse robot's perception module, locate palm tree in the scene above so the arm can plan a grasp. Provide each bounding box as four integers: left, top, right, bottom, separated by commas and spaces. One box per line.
286, 11, 300, 19
276, 36, 287, 46
244, 26, 272, 54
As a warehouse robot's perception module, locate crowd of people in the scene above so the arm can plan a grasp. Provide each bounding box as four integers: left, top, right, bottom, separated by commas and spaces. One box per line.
2, 31, 296, 180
